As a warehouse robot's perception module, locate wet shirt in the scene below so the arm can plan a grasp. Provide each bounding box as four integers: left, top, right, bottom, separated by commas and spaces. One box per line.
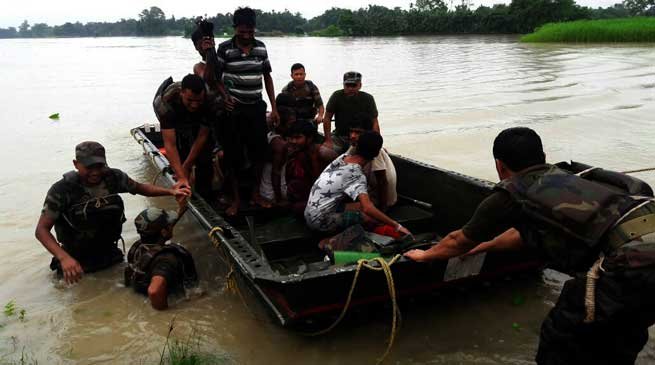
325, 90, 378, 136
216, 37, 272, 104
304, 154, 368, 231
153, 82, 217, 130
42, 168, 138, 221
461, 190, 521, 244
281, 80, 323, 120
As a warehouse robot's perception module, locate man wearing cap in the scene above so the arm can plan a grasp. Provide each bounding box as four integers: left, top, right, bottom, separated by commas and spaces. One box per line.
35, 141, 191, 284
322, 71, 379, 154
125, 208, 198, 310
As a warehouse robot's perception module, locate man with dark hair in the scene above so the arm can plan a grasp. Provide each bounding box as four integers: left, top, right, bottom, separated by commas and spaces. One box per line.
125, 208, 198, 310
323, 71, 379, 154
191, 21, 215, 80
281, 63, 324, 126
215, 7, 279, 215
35, 142, 191, 284
305, 131, 411, 236
347, 114, 397, 211
153, 74, 221, 200
283, 121, 333, 215
405, 127, 655, 365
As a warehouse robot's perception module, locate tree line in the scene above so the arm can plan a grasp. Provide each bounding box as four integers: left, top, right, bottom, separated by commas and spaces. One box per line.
1, 1, 653, 39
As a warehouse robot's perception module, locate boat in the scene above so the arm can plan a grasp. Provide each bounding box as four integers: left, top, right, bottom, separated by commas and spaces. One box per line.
130, 123, 544, 327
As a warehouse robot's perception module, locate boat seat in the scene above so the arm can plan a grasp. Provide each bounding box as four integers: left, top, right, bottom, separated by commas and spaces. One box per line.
386, 203, 434, 225
255, 216, 316, 246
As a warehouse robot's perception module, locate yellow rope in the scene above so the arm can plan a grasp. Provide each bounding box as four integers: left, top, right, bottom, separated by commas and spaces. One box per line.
207, 226, 257, 319
310, 254, 402, 365
622, 167, 655, 174
584, 257, 604, 323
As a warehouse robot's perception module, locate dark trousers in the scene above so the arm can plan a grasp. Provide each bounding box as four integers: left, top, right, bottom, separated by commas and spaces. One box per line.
536, 266, 655, 365
221, 100, 269, 171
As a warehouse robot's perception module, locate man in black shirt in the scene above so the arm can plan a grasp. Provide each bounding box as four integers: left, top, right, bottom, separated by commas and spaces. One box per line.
405, 127, 655, 364
153, 74, 220, 199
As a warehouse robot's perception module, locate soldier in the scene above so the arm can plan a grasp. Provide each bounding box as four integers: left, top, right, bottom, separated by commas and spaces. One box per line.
405, 127, 655, 364
35, 141, 190, 284
125, 208, 198, 310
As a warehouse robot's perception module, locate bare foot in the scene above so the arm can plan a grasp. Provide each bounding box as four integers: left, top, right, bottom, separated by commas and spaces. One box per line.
251, 193, 272, 209
226, 201, 240, 216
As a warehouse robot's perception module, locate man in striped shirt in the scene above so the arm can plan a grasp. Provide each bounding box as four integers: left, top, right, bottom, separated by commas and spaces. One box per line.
215, 7, 279, 215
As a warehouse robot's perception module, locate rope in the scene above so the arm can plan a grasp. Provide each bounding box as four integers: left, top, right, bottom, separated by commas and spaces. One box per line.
152, 168, 164, 185
309, 254, 402, 365
207, 226, 258, 319
584, 257, 604, 323
622, 167, 655, 174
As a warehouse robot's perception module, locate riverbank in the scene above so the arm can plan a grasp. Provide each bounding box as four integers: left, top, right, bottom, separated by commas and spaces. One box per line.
521, 17, 655, 43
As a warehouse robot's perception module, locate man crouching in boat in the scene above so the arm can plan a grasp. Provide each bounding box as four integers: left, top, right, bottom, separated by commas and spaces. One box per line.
35, 141, 191, 285
405, 127, 655, 365
125, 208, 198, 310
154, 74, 221, 201
304, 131, 411, 236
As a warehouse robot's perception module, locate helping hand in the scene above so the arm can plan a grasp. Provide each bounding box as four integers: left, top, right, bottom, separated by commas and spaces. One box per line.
403, 249, 429, 262
60, 254, 83, 284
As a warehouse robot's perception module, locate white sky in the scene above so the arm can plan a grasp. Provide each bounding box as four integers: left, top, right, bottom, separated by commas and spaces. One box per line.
0, 0, 623, 28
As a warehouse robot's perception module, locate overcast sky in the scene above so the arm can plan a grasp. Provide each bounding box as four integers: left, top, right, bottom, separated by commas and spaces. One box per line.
0, 0, 622, 28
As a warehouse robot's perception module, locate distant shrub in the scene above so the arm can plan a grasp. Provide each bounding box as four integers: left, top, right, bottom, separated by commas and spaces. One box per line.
521, 17, 655, 43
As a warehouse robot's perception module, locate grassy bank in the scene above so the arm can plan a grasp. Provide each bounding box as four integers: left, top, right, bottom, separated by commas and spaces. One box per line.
521, 17, 655, 43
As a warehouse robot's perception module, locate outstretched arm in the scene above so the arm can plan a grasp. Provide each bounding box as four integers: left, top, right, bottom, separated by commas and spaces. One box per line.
162, 129, 189, 189
404, 229, 477, 262
463, 228, 523, 257
35, 214, 83, 284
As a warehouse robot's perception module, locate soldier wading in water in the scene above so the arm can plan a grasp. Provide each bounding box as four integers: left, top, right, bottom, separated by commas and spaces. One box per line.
405, 127, 655, 365
35, 141, 190, 284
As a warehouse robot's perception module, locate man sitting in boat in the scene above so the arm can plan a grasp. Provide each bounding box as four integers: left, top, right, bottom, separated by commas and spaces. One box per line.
322, 71, 379, 154
153, 74, 220, 201
304, 131, 411, 236
285, 121, 333, 216
35, 141, 191, 284
405, 127, 655, 365
259, 94, 294, 206
125, 208, 198, 310
347, 114, 397, 211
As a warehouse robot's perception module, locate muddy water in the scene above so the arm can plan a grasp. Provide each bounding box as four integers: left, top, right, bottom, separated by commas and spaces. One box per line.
0, 36, 653, 364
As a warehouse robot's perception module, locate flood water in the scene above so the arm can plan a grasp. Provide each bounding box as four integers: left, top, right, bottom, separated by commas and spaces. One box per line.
0, 35, 653, 364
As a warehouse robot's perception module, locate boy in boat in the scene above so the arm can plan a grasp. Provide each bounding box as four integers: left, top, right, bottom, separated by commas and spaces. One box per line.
259, 93, 295, 206
347, 114, 397, 211
215, 7, 279, 216
304, 131, 411, 236
322, 71, 379, 154
153, 74, 221, 200
405, 127, 655, 365
280, 63, 325, 126
125, 208, 198, 310
35, 141, 191, 284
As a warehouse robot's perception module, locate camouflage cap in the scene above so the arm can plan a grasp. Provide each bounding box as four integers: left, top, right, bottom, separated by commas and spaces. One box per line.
134, 208, 178, 235
343, 71, 362, 85
75, 141, 107, 167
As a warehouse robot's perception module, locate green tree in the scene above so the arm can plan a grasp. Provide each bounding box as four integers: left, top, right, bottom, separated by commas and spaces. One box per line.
18, 20, 30, 36
623, 0, 655, 15
414, 0, 448, 12
137, 6, 167, 35
31, 23, 52, 37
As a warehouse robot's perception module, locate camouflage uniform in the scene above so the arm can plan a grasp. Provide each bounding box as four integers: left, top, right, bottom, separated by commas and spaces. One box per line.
124, 208, 198, 295
464, 164, 655, 365
280, 80, 323, 123
153, 78, 221, 199
42, 142, 139, 273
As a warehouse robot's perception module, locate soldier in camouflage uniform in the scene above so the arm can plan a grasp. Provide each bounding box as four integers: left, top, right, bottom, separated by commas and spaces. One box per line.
405, 127, 655, 365
125, 208, 198, 310
153, 74, 222, 200
35, 141, 191, 284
